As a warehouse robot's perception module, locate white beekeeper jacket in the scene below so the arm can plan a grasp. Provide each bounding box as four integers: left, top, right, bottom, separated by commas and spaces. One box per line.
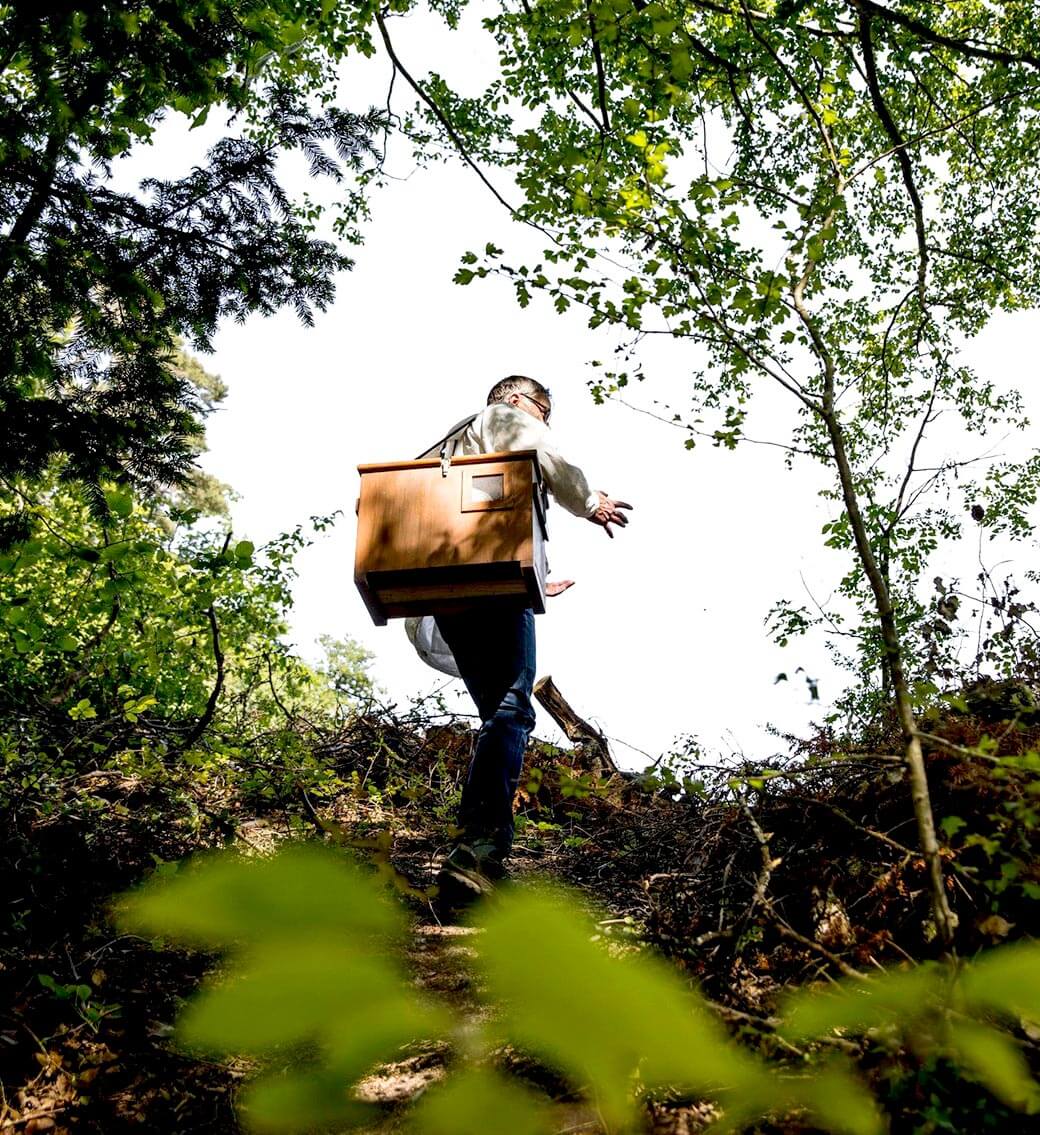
405, 402, 599, 676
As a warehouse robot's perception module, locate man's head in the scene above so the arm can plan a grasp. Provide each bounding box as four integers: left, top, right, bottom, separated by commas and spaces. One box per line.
487, 375, 552, 425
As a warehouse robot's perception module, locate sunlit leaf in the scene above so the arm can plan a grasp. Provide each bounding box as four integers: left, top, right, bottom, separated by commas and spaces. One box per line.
179, 942, 409, 1053
116, 844, 403, 948
104, 488, 133, 517
779, 1063, 885, 1135
960, 941, 1040, 1021
240, 1067, 372, 1134
477, 884, 769, 1127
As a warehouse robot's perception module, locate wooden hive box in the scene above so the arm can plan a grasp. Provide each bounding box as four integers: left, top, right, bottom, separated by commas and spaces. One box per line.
354, 450, 548, 626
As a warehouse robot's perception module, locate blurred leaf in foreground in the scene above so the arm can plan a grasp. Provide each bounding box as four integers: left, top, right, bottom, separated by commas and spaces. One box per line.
117, 842, 403, 948
476, 885, 881, 1134
116, 844, 449, 1133
779, 940, 1040, 1118
411, 1067, 550, 1135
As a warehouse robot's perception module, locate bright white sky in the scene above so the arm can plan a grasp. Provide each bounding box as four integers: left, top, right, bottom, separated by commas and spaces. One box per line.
129, 10, 1040, 769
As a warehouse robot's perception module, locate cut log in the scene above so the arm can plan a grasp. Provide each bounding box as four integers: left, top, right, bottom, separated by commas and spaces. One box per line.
533, 675, 620, 777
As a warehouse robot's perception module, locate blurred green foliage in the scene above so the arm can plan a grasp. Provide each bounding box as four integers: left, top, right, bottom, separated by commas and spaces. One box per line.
115, 843, 1040, 1133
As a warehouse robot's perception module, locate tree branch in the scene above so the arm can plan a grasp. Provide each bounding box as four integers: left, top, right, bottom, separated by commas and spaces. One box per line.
586, 4, 612, 137
47, 591, 120, 706
887, 375, 941, 533
788, 793, 915, 856
1, 131, 66, 278
375, 11, 523, 223
857, 6, 929, 309
855, 0, 1040, 72
614, 395, 824, 458
181, 604, 224, 751
735, 789, 867, 980
741, 0, 843, 181
846, 88, 1030, 186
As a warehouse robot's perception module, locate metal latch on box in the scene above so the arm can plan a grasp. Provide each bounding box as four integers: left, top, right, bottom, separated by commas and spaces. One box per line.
440, 432, 462, 477
416, 413, 480, 477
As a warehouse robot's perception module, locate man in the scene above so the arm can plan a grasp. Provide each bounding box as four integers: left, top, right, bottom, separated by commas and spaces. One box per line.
407, 376, 631, 904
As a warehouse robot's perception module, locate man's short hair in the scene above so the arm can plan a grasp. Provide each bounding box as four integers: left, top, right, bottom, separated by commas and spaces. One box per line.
486, 375, 551, 407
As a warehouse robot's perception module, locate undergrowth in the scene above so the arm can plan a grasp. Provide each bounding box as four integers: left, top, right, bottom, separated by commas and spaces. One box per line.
2, 686, 1039, 1133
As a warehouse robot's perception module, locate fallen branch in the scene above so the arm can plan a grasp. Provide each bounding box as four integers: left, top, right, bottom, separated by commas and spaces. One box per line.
787, 793, 916, 856
735, 790, 867, 981
533, 675, 620, 777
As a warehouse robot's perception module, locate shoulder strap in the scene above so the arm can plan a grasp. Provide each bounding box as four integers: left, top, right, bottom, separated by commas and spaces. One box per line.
414, 412, 480, 462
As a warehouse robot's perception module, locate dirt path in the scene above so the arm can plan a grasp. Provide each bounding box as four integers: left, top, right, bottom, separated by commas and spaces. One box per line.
353, 914, 602, 1134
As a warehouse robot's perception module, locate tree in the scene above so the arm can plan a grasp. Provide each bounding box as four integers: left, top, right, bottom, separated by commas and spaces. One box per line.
317, 632, 377, 706
365, 0, 1040, 946
0, 1, 387, 501
154, 343, 234, 527
0, 456, 372, 809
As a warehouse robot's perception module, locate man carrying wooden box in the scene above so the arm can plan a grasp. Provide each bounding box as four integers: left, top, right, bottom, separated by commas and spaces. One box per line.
407, 375, 632, 906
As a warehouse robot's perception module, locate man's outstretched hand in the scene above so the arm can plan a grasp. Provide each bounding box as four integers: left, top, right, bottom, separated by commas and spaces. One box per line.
546, 579, 575, 598
588, 491, 633, 538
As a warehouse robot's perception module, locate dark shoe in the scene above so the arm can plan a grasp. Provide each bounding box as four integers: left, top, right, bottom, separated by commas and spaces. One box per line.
436, 843, 495, 915
472, 842, 510, 882
443, 842, 481, 874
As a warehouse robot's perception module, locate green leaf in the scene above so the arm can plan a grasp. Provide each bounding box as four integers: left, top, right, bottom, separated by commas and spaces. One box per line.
68, 698, 97, 720
411, 1068, 550, 1135
105, 488, 133, 518
56, 634, 78, 652
116, 844, 404, 948
116, 848, 449, 1135
960, 941, 1040, 1021
783, 1063, 885, 1135
780, 964, 944, 1041
944, 1020, 1040, 1112
241, 1070, 371, 1133
476, 885, 769, 1127
178, 942, 437, 1054
940, 815, 967, 839
669, 47, 693, 81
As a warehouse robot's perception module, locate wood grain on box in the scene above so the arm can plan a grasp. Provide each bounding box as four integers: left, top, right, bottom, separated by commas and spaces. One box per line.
354, 450, 548, 625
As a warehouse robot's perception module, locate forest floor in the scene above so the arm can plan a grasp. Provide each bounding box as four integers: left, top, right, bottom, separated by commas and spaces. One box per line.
0, 794, 626, 1135
2, 710, 1039, 1134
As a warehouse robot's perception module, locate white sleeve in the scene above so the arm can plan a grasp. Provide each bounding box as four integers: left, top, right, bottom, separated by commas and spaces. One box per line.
480, 404, 599, 519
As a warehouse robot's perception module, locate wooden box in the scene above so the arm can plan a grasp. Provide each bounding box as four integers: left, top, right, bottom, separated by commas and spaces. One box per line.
354, 450, 548, 626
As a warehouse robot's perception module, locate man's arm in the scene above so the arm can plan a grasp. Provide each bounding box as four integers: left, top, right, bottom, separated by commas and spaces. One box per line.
587, 490, 633, 538
480, 403, 632, 541
480, 404, 603, 518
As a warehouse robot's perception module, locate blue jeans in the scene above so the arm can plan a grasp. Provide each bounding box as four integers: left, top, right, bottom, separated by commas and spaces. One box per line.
435, 605, 536, 858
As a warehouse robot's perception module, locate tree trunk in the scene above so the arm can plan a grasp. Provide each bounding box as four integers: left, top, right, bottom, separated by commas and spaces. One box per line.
821, 409, 958, 948
1, 132, 65, 279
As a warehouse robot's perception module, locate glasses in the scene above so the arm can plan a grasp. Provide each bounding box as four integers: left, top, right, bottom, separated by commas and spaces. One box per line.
519, 391, 551, 423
